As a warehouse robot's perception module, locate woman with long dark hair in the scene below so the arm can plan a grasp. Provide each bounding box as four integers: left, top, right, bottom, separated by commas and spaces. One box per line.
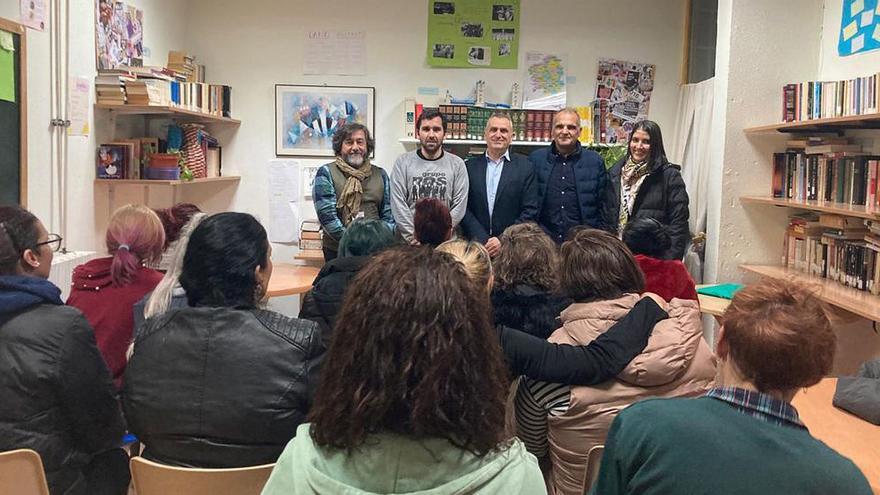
262, 247, 545, 494
0, 205, 128, 495
123, 212, 324, 468
603, 120, 690, 259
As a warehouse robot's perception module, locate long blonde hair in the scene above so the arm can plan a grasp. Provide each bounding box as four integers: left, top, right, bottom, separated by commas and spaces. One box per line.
436, 239, 493, 292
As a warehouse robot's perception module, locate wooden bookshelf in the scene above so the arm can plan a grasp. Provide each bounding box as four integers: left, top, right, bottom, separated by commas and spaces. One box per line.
740, 196, 880, 220
740, 264, 880, 321
94, 176, 240, 186
744, 113, 880, 134
398, 137, 620, 148
94, 104, 241, 125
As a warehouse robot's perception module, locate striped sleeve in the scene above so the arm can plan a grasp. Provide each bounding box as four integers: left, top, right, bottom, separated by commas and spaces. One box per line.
514, 378, 571, 457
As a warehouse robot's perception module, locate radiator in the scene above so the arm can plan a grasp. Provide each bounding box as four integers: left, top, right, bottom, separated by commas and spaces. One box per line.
50, 251, 97, 301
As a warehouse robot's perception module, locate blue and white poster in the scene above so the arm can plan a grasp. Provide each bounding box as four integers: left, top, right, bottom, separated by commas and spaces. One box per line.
839, 0, 880, 56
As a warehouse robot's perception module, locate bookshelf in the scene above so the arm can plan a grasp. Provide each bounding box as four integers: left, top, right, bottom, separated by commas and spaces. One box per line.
739, 196, 880, 220
744, 113, 880, 134
94, 176, 240, 186
741, 264, 880, 321
94, 104, 241, 125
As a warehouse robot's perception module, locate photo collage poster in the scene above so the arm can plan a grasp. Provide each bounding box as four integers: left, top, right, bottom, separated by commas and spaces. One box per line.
426, 0, 520, 69
594, 58, 655, 144
95, 0, 144, 70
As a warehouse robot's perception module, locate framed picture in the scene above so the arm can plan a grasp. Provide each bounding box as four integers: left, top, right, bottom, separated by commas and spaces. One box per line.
275, 84, 375, 157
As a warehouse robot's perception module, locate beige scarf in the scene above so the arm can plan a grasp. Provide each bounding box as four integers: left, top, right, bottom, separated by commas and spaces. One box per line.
335, 156, 373, 226
618, 157, 651, 233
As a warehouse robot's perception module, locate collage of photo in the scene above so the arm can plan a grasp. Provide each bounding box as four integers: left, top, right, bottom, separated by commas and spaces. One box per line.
427, 1, 519, 69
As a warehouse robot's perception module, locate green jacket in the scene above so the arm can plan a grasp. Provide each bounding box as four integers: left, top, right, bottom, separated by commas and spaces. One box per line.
262, 423, 546, 494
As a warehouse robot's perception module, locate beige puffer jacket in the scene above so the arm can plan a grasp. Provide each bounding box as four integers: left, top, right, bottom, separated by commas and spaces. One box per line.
546, 294, 716, 495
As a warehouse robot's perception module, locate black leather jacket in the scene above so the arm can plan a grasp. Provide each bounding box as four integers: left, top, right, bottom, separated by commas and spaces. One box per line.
0, 286, 125, 495
123, 306, 324, 468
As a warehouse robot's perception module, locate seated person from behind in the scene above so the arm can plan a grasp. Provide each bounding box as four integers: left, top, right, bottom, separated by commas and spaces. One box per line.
413, 196, 453, 247
515, 228, 715, 495
622, 217, 698, 302
591, 279, 872, 495
123, 212, 324, 468
150, 202, 202, 271
262, 247, 546, 494
491, 222, 571, 339
299, 218, 396, 345
0, 205, 129, 495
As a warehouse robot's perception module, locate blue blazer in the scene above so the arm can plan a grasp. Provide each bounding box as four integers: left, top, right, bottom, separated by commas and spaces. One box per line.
529, 143, 607, 230
461, 152, 539, 243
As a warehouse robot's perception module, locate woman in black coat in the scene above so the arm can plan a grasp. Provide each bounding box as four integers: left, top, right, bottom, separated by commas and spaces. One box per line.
603, 120, 691, 260
124, 213, 324, 468
0, 206, 129, 495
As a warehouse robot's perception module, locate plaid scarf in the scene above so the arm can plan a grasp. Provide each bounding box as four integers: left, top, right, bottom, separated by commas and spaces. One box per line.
618, 157, 651, 233
334, 156, 372, 226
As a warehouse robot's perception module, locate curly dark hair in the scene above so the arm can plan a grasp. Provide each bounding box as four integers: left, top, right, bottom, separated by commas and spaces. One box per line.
180, 212, 269, 307
0, 205, 40, 275
622, 217, 671, 258
309, 246, 511, 456
494, 222, 559, 292
331, 122, 375, 157
154, 203, 202, 249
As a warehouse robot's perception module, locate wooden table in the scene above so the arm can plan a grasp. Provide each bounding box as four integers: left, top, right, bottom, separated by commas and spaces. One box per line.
267, 263, 319, 298
695, 284, 731, 318
792, 378, 880, 493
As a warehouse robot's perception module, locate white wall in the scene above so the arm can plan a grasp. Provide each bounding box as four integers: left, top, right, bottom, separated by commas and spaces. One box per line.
182, 0, 687, 258
0, 0, 187, 252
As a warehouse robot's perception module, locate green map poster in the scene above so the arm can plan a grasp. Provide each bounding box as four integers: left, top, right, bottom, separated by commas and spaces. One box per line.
427, 0, 520, 69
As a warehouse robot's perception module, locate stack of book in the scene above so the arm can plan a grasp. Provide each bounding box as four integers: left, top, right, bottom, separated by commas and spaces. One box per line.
781, 71, 879, 122
769, 138, 880, 207
782, 213, 880, 295
167, 50, 205, 82
95, 71, 136, 105
299, 220, 323, 258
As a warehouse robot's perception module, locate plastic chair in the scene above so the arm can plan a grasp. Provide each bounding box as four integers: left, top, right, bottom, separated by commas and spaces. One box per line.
130, 456, 274, 495
582, 445, 604, 494
0, 449, 50, 495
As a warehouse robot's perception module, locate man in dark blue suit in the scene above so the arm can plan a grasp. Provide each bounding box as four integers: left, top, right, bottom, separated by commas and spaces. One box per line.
529, 108, 606, 243
461, 112, 538, 256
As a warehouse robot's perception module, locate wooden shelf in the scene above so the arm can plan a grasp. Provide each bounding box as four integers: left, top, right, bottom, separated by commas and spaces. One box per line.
94, 176, 241, 186
398, 137, 620, 148
94, 104, 241, 125
740, 196, 880, 220
740, 264, 880, 321
744, 113, 880, 134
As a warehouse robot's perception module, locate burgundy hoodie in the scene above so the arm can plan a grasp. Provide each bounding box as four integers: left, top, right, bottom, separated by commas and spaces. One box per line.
634, 254, 699, 302
66, 257, 162, 389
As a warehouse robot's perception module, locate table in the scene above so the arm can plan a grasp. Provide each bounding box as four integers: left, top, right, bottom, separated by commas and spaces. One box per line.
792, 378, 880, 493
267, 264, 319, 298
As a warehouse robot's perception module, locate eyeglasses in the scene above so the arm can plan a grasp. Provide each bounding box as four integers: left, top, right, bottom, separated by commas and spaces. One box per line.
35, 233, 63, 253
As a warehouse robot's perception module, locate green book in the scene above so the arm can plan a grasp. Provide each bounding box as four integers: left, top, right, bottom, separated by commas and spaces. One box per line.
696, 283, 744, 300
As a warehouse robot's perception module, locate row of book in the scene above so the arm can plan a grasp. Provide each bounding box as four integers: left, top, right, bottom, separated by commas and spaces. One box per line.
771, 150, 880, 208
403, 100, 594, 144
781, 72, 880, 122
96, 71, 232, 118
784, 213, 880, 295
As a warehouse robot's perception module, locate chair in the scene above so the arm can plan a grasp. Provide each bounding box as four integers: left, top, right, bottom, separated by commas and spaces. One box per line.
582, 445, 604, 494
130, 456, 274, 495
0, 449, 50, 495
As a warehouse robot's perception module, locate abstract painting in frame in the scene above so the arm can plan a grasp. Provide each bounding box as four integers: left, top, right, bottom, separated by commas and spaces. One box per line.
275, 84, 375, 157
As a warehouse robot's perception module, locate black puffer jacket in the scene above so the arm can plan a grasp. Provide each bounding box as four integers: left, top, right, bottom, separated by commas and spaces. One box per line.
299, 255, 370, 346
123, 306, 324, 468
491, 284, 572, 339
0, 276, 125, 495
604, 156, 691, 260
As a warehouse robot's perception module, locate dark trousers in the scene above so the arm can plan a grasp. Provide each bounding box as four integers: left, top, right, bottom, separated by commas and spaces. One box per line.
84, 448, 131, 495
322, 247, 337, 263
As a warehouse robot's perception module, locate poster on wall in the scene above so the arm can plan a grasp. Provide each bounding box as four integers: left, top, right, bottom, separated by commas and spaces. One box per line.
20, 0, 47, 31
275, 84, 375, 157
838, 0, 880, 56
303, 30, 367, 75
426, 0, 520, 69
523, 52, 566, 110
594, 58, 655, 144
95, 0, 144, 70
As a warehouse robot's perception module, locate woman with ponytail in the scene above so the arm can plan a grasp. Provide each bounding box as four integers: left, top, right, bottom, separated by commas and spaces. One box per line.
67, 204, 165, 389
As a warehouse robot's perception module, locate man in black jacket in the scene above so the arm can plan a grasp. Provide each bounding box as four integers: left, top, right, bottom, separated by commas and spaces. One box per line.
461, 112, 539, 255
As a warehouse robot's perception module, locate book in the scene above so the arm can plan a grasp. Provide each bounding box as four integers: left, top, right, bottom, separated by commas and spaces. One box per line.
96, 145, 128, 179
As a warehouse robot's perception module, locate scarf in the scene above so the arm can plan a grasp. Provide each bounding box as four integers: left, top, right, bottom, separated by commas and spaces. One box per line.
334, 156, 373, 226
618, 157, 652, 233
0, 275, 63, 314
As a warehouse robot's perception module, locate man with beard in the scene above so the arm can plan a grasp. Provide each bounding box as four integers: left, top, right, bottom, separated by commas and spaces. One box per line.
391, 108, 469, 244
313, 123, 395, 261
